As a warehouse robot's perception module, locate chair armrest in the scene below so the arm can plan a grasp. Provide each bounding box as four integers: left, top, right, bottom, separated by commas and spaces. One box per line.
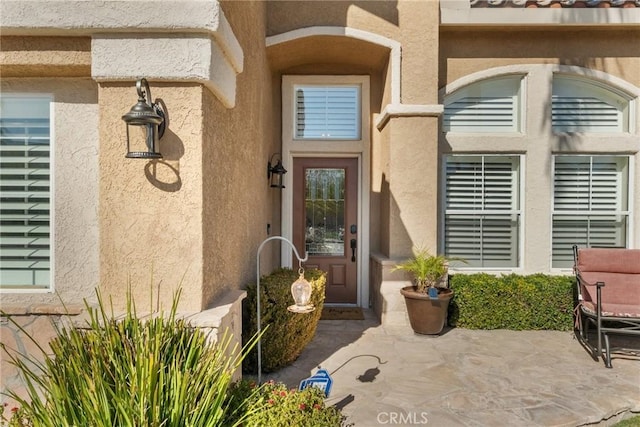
575, 270, 605, 288
575, 269, 606, 318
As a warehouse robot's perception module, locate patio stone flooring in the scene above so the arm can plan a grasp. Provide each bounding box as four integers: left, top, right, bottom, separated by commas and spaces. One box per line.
267, 310, 640, 426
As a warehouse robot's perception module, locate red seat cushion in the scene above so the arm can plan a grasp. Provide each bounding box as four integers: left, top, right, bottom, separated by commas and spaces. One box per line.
579, 271, 640, 307
577, 249, 640, 318
581, 300, 640, 318
577, 248, 640, 274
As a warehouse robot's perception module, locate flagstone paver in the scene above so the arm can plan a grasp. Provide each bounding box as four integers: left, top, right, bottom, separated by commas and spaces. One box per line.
268, 310, 640, 426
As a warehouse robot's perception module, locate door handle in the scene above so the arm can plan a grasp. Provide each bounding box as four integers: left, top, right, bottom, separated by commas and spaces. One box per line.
350, 239, 357, 262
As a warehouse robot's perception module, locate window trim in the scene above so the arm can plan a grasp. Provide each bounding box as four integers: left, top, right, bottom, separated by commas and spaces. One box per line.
280, 75, 371, 306
442, 75, 525, 134
550, 154, 633, 271
293, 83, 362, 141
441, 64, 639, 275
282, 75, 370, 150
441, 153, 525, 271
552, 74, 632, 134
0, 93, 55, 293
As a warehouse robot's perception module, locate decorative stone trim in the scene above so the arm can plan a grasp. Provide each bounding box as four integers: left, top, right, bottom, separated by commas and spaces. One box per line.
375, 104, 444, 131
0, 0, 243, 108
267, 26, 401, 105
0, 304, 84, 316
92, 34, 238, 108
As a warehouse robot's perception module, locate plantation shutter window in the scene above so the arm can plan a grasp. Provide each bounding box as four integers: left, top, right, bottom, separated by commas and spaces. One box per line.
0, 95, 52, 289
444, 155, 521, 268
552, 76, 630, 133
443, 76, 523, 133
294, 85, 360, 140
552, 156, 629, 268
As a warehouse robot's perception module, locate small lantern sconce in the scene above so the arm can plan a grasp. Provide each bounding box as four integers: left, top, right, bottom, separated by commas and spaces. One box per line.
122, 78, 166, 159
267, 153, 287, 188
255, 236, 311, 383
288, 267, 314, 314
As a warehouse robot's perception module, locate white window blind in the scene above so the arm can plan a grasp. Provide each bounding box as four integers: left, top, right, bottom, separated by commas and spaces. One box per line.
552, 156, 629, 268
444, 155, 521, 268
443, 76, 522, 133
552, 76, 629, 133
294, 85, 360, 140
0, 96, 52, 289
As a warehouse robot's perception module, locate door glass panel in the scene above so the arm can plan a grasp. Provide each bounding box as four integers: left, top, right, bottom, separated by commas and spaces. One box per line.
305, 168, 345, 256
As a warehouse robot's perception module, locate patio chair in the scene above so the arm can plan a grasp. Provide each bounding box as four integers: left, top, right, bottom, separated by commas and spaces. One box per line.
572, 245, 640, 368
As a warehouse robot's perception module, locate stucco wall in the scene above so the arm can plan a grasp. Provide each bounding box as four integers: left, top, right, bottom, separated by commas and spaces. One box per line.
0, 1, 270, 314
267, 1, 440, 104
0, 36, 91, 77
440, 28, 640, 88
202, 0, 275, 309
388, 117, 440, 258
99, 82, 206, 312
0, 78, 99, 309
266, 1, 441, 262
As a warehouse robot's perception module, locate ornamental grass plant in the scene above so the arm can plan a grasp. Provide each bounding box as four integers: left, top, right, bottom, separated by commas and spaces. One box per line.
1, 288, 260, 427
392, 249, 459, 293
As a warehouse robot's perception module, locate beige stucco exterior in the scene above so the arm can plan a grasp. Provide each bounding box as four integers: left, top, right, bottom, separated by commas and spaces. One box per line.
440, 29, 640, 87
1, 0, 640, 404
98, 82, 207, 312
0, 36, 91, 77
0, 77, 99, 310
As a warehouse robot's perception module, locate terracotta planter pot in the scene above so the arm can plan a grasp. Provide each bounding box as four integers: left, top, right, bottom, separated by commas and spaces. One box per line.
400, 286, 454, 335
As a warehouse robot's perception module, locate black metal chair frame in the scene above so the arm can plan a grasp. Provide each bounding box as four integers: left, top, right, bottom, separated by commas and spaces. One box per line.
572, 245, 640, 368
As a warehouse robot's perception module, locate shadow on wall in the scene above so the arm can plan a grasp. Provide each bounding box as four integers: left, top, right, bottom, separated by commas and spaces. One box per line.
266, 1, 399, 35
378, 173, 414, 259
438, 24, 636, 179
142, 102, 185, 192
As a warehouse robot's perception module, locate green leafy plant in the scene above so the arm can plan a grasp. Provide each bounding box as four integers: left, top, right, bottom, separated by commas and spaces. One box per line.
393, 249, 458, 293
242, 268, 326, 373
448, 273, 574, 330
1, 288, 261, 427
225, 380, 347, 427
612, 415, 640, 427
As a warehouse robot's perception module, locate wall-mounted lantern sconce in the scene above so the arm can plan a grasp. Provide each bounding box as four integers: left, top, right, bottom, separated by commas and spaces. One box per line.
267, 153, 287, 189
122, 78, 166, 159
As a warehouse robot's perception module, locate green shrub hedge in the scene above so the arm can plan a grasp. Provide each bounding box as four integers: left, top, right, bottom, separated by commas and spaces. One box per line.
242, 268, 326, 373
448, 273, 574, 331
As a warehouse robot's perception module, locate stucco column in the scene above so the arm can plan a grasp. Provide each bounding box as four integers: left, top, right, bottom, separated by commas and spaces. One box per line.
98, 82, 206, 312
387, 116, 440, 259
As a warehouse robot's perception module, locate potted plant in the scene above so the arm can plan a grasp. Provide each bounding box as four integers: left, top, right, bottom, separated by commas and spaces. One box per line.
393, 249, 458, 335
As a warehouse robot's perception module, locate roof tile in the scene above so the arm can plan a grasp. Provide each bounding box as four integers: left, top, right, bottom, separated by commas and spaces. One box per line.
472, 0, 638, 7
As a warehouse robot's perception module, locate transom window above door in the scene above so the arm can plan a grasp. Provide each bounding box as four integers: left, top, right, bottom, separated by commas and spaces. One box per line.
282, 75, 369, 151
294, 84, 361, 140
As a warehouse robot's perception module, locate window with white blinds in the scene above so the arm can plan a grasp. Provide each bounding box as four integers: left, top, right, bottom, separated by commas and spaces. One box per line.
552, 76, 629, 133
294, 85, 360, 140
552, 155, 629, 268
0, 95, 52, 289
444, 155, 521, 268
443, 76, 523, 133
